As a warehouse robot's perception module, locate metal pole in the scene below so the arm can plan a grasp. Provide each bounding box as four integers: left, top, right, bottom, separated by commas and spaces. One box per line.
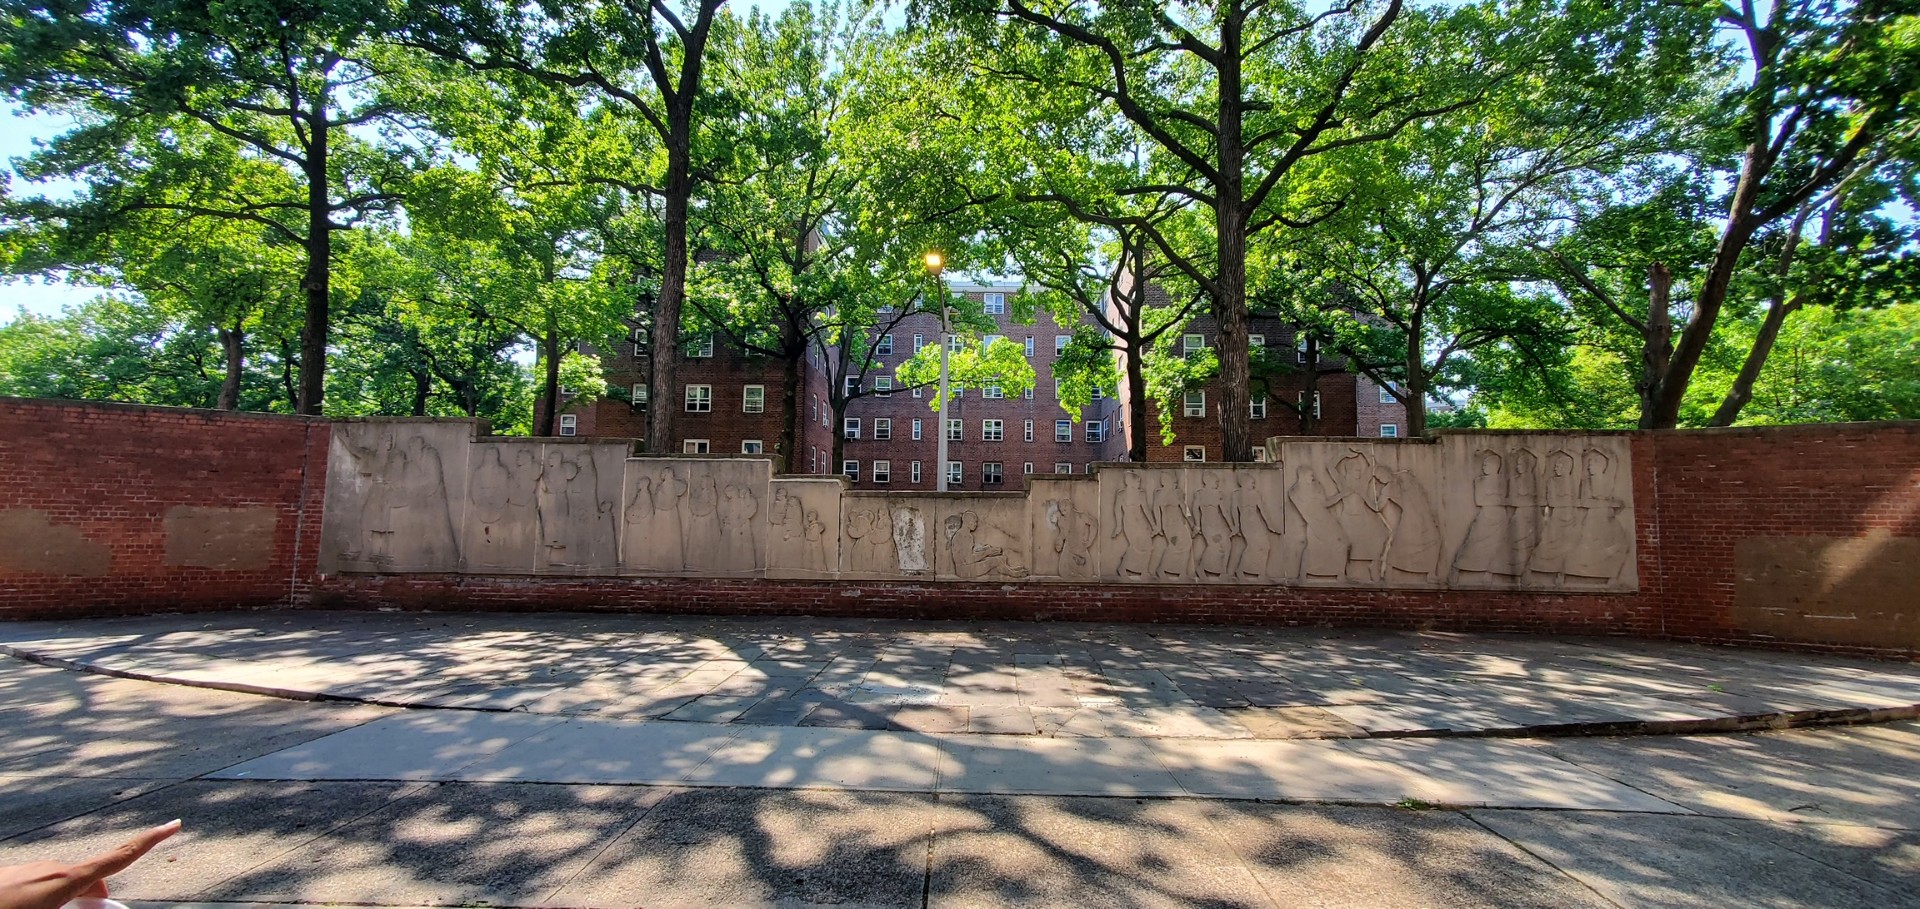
935, 276, 951, 492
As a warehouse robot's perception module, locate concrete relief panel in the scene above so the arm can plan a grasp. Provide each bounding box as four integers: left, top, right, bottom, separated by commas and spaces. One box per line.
464, 442, 542, 573
1030, 477, 1100, 580
936, 496, 1031, 581
1437, 434, 1635, 592
620, 458, 770, 577
841, 494, 933, 579
766, 478, 843, 579
1227, 466, 1292, 582
536, 443, 626, 574
321, 421, 470, 573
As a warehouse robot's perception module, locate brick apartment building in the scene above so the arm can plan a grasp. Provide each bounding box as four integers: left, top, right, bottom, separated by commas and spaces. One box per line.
552, 280, 1402, 478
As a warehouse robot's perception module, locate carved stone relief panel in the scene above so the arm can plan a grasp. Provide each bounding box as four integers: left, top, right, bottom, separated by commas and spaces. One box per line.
463, 441, 542, 574
840, 493, 933, 579
535, 442, 627, 574
1436, 434, 1636, 591
766, 478, 844, 579
321, 421, 471, 574
619, 458, 770, 577
1029, 477, 1100, 580
935, 495, 1032, 582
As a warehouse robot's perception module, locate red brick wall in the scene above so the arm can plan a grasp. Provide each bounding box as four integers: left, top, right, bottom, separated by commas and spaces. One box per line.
0, 398, 329, 619
4, 397, 1914, 660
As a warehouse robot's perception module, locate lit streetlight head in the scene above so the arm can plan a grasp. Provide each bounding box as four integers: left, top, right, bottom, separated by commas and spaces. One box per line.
923, 251, 944, 276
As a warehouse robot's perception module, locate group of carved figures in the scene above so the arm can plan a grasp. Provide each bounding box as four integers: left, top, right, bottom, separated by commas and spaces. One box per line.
1451, 447, 1631, 587
330, 427, 1633, 590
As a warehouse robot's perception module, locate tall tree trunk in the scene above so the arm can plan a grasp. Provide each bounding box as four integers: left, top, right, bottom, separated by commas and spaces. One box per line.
216, 324, 244, 411
1637, 263, 1674, 430
539, 328, 561, 437
647, 112, 694, 454
297, 96, 331, 416
1403, 315, 1427, 437
1124, 334, 1149, 461
1213, 8, 1253, 462
410, 369, 431, 416
1713, 199, 1827, 427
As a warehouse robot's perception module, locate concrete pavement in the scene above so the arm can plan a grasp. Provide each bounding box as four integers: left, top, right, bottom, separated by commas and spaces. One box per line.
4, 613, 1919, 907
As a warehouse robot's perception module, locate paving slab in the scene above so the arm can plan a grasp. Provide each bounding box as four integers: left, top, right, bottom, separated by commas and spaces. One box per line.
0, 775, 179, 840
1153, 739, 1429, 803
927, 794, 1276, 909
1339, 739, 1692, 813
452, 718, 740, 785
207, 711, 564, 782
935, 737, 1187, 797
547, 788, 941, 909
201, 783, 670, 907
1470, 809, 1912, 908
0, 780, 423, 900
684, 726, 945, 791
1206, 802, 1614, 909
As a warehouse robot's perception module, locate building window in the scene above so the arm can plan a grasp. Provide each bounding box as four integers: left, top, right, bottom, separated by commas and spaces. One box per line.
1249, 334, 1265, 348
1055, 334, 1069, 354
743, 385, 765, 413
948, 335, 964, 353
877, 334, 894, 355
685, 385, 712, 412
910, 460, 922, 484
952, 387, 962, 399
874, 418, 892, 440
983, 381, 1004, 399
876, 376, 893, 397
984, 333, 1004, 349
1023, 387, 1033, 400
632, 384, 649, 411
1251, 395, 1267, 419
1298, 390, 1322, 417
983, 292, 1005, 314
1023, 462, 1034, 475
913, 334, 925, 352
1024, 419, 1034, 442
843, 376, 859, 397
912, 418, 923, 441
947, 461, 962, 485
1055, 462, 1072, 474
982, 419, 1004, 441
1055, 420, 1072, 443
983, 462, 1004, 484
873, 460, 891, 483
557, 414, 577, 437
1024, 336, 1035, 357
689, 335, 714, 358
1090, 385, 1104, 400
1183, 333, 1205, 356
684, 439, 710, 454
1184, 390, 1206, 417
1296, 336, 1310, 363
1184, 446, 1206, 462
1085, 422, 1104, 443
1381, 424, 1400, 438
742, 440, 764, 454
843, 418, 861, 439
912, 386, 923, 398
843, 460, 859, 481
633, 342, 646, 359
946, 419, 962, 441
1379, 384, 1396, 404
1253, 447, 1271, 463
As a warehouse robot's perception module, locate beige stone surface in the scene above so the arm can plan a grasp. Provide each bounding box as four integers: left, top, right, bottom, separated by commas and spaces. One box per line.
316, 421, 1637, 591
0, 508, 111, 577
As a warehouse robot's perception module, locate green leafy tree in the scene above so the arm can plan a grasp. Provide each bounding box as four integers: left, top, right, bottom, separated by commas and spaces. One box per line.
0, 0, 416, 413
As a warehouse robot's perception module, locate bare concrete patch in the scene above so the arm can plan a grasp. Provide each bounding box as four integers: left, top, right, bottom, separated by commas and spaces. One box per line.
0, 509, 110, 576
1736, 532, 1920, 650
164, 506, 278, 569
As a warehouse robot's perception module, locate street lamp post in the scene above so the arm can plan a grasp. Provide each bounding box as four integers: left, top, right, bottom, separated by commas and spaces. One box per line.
925, 252, 951, 492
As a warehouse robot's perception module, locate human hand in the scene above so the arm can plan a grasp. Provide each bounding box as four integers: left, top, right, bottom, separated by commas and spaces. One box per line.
0, 820, 180, 909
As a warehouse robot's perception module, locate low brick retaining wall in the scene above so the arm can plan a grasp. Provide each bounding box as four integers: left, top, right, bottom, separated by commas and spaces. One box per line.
2, 397, 1914, 658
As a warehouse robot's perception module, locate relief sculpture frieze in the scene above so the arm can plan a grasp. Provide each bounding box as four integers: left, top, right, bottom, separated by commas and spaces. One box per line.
318, 420, 1636, 592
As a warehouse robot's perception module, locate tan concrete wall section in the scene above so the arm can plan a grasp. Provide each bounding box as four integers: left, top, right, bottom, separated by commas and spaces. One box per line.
316, 420, 1638, 592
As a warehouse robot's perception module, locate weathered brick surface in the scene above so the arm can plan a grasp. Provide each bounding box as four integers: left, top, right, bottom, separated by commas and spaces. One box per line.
4, 396, 1914, 659
0, 398, 329, 618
